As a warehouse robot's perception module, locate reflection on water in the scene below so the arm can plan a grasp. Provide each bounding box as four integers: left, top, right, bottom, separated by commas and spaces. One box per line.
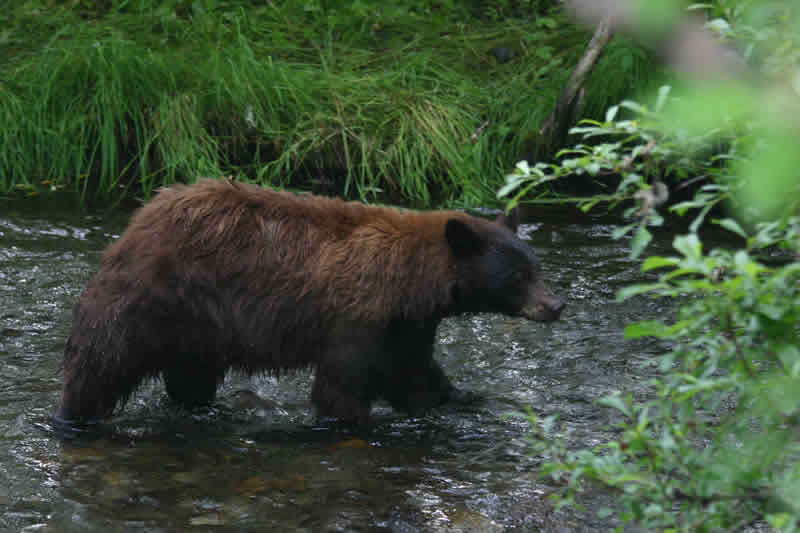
1, 199, 682, 532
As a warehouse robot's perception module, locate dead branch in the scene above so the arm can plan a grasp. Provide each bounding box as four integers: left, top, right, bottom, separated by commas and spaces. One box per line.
537, 16, 614, 158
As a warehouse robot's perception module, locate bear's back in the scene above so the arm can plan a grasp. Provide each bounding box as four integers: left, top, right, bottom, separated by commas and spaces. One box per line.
97, 179, 467, 323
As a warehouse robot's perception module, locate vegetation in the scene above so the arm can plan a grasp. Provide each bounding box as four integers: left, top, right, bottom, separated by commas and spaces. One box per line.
500, 1, 800, 531
0, 0, 660, 205
6, 0, 798, 530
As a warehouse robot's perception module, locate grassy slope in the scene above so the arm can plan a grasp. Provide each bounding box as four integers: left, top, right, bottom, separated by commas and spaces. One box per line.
0, 2, 659, 207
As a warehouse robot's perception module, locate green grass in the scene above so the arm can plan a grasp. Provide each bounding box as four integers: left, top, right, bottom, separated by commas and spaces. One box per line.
0, 1, 664, 207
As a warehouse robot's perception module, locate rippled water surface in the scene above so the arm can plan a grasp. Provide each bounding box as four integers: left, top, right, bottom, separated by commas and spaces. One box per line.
1, 198, 687, 532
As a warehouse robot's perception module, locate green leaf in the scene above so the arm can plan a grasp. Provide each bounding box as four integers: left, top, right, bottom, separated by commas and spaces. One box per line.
580, 199, 601, 212
497, 180, 523, 198
658, 428, 676, 450
706, 18, 731, 36
689, 203, 714, 234
624, 320, 667, 339
777, 345, 800, 375
673, 234, 702, 260
597, 507, 615, 518
655, 85, 671, 112
766, 513, 791, 529
619, 100, 644, 114
537, 16, 557, 29
616, 172, 644, 194
714, 217, 749, 239
661, 267, 703, 281
630, 226, 652, 259
612, 223, 636, 240
616, 283, 662, 301
597, 394, 631, 417
641, 256, 679, 271
669, 197, 712, 216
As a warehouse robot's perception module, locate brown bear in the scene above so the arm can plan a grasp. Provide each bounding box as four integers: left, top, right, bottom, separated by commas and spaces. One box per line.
55, 179, 563, 425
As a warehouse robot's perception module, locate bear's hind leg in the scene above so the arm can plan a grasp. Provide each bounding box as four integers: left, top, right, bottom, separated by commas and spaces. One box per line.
163, 361, 222, 408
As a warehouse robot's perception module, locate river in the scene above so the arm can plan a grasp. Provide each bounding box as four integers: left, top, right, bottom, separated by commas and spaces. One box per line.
1, 196, 682, 532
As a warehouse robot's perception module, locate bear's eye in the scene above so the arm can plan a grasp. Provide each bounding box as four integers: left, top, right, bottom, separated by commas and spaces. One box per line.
513, 270, 532, 283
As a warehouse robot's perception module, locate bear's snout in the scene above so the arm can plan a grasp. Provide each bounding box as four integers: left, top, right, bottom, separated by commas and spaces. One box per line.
519, 281, 564, 322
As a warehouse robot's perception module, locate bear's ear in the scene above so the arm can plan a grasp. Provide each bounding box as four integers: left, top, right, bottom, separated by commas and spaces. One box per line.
496, 207, 520, 233
446, 218, 485, 257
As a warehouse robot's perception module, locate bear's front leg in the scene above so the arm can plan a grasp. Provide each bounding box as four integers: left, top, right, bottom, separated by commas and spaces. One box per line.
311, 327, 378, 425
381, 356, 479, 415
56, 339, 148, 424
380, 318, 480, 416
163, 360, 223, 408
311, 368, 373, 425
382, 357, 447, 415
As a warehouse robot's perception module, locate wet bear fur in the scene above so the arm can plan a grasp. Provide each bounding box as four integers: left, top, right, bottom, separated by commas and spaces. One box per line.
56, 179, 563, 425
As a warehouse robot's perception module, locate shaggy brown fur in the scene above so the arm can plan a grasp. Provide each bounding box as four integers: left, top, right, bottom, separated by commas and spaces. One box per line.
56, 179, 563, 425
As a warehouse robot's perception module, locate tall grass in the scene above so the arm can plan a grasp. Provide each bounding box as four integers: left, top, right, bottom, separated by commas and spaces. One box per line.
0, 2, 664, 206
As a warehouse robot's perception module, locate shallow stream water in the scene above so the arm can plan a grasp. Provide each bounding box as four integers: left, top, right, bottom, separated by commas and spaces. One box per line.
1, 197, 691, 532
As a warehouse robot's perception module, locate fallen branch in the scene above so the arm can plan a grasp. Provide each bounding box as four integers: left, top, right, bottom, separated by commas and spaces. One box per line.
537, 16, 614, 157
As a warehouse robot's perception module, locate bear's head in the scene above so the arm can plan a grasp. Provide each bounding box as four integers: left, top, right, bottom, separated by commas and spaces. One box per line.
445, 209, 564, 322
